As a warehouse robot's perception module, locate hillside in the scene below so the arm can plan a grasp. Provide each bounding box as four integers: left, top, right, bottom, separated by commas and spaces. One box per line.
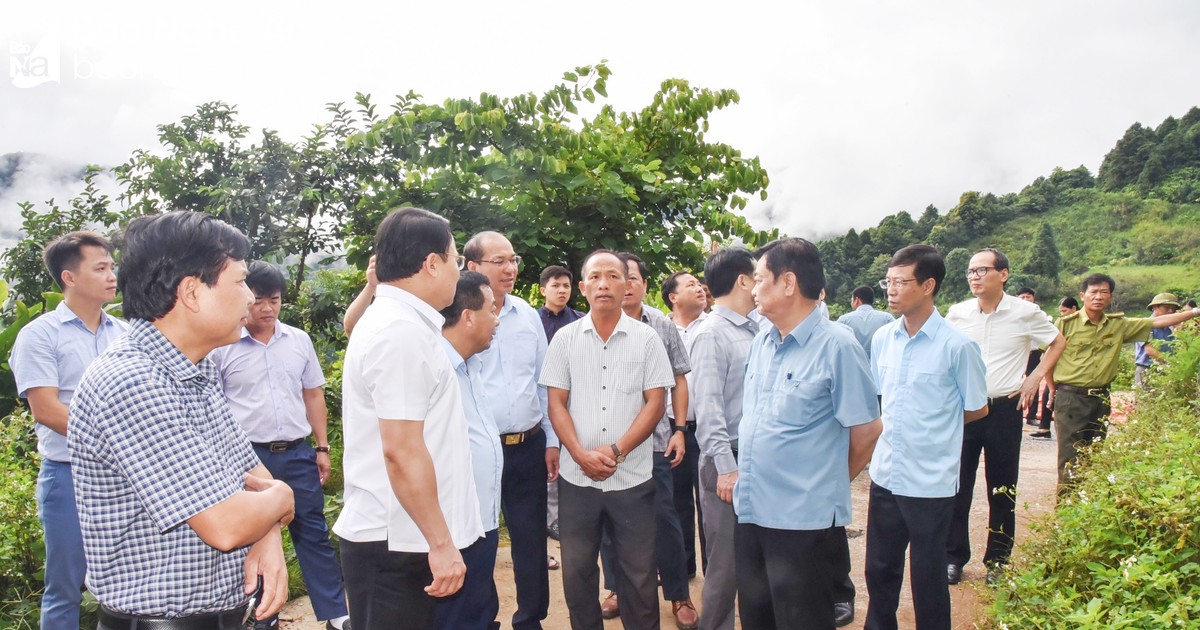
817, 107, 1200, 313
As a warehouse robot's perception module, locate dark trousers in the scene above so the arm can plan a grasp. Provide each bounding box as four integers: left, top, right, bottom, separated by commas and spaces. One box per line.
600, 451, 690, 601
673, 427, 706, 575
559, 478, 659, 630
831, 527, 856, 603
864, 483, 954, 630
254, 443, 349, 621
501, 429, 550, 630
1053, 389, 1110, 489
946, 397, 1022, 568
342, 539, 434, 630
434, 531, 500, 630
736, 523, 838, 630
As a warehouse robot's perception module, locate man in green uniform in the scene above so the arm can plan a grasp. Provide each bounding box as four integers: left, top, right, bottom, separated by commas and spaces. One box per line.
1053, 274, 1200, 489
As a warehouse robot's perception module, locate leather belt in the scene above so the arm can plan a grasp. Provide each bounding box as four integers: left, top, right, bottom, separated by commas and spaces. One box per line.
1057, 383, 1110, 398
251, 438, 305, 453
99, 606, 248, 630
500, 424, 543, 446
988, 395, 1020, 407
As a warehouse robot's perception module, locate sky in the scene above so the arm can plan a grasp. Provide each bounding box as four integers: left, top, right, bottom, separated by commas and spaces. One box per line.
3, 0, 1200, 244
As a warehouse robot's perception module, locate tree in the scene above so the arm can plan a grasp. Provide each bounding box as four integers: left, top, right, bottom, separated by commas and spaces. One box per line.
1023, 221, 1061, 280
941, 247, 973, 302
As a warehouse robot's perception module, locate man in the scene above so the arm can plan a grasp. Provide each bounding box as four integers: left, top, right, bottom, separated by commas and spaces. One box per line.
1014, 288, 1054, 437
10, 231, 128, 630
539, 250, 675, 630
1053, 275, 1199, 489
836, 285, 895, 358
436, 271, 504, 630
662, 270, 709, 578
596, 253, 698, 629
539, 265, 585, 342
334, 207, 481, 627
690, 246, 758, 630
1133, 292, 1181, 388
865, 244, 988, 630
737, 238, 882, 629
537, 264, 584, 544
943, 250, 1065, 587
464, 231, 558, 630
68, 212, 295, 628
1015, 286, 1037, 303
210, 262, 351, 630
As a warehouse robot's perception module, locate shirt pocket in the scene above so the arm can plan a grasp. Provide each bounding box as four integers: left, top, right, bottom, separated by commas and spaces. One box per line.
617, 360, 645, 394
772, 379, 827, 427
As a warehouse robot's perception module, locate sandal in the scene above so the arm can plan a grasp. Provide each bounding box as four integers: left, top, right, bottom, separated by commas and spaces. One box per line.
547, 555, 560, 571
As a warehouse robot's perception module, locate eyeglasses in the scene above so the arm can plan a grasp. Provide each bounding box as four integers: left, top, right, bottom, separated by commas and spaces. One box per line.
442, 253, 466, 270
475, 256, 522, 268
966, 266, 996, 279
879, 278, 918, 290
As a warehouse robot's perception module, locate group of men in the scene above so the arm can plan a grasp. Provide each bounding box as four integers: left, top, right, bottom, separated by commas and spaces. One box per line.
12, 206, 1200, 630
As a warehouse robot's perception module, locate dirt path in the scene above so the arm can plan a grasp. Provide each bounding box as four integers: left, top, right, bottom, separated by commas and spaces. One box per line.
281, 429, 1059, 629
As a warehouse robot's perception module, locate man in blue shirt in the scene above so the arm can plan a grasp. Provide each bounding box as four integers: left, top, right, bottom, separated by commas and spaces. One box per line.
10, 231, 129, 630
836, 285, 894, 358
1134, 292, 1180, 388
736, 238, 882, 629
865, 245, 988, 630
436, 271, 505, 630
210, 262, 350, 630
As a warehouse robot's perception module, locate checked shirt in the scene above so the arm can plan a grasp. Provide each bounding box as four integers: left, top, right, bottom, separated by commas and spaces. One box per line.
69, 319, 260, 616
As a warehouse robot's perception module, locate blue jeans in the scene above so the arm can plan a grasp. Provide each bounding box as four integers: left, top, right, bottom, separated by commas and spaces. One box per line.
37, 459, 86, 630
254, 443, 348, 621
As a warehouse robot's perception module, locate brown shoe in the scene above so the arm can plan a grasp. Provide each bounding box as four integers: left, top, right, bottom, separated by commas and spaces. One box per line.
601, 591, 620, 619
672, 599, 699, 630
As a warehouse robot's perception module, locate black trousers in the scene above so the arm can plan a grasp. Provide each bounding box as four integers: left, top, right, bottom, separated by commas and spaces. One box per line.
433, 531, 500, 630
832, 526, 856, 603
864, 483, 954, 630
736, 523, 839, 630
946, 396, 1022, 568
342, 539, 434, 630
673, 426, 706, 575
559, 478, 659, 630
501, 429, 550, 630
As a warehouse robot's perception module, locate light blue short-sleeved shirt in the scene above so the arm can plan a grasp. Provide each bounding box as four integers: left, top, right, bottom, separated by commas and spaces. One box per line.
837, 304, 895, 357
443, 340, 503, 532
10, 301, 129, 462
477, 294, 558, 448
735, 310, 879, 530
869, 309, 988, 498
209, 322, 326, 443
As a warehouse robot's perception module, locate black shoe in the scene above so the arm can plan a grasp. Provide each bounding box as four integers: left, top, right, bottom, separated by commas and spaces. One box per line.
326, 621, 351, 630
253, 617, 279, 630
547, 519, 560, 541
1031, 430, 1052, 439
834, 601, 854, 627
947, 564, 963, 585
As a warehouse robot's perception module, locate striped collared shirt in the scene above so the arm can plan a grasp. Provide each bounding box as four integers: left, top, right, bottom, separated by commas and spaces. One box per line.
691, 306, 759, 475
636, 305, 691, 451
539, 312, 675, 491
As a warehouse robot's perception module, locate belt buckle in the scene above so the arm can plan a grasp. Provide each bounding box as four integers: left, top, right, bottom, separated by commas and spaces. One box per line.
1088, 388, 1106, 397
269, 442, 289, 453
503, 434, 523, 446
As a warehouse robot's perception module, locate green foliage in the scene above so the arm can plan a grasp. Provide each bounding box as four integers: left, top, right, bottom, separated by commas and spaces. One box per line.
0, 295, 62, 417
0, 410, 45, 603
992, 328, 1200, 628
1023, 221, 1061, 280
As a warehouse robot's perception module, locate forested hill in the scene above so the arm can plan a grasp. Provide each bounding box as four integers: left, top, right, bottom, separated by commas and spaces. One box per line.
817, 107, 1200, 312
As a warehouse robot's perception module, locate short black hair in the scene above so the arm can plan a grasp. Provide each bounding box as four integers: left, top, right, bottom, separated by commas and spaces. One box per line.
118, 211, 251, 321
974, 247, 1010, 272
704, 247, 755, 299
463, 231, 505, 263
580, 249, 623, 277
539, 265, 572, 287
43, 230, 113, 289
374, 207, 453, 283
246, 261, 287, 297
1059, 296, 1080, 310
888, 245, 945, 296
440, 271, 492, 328
851, 285, 875, 305
660, 271, 696, 311
754, 238, 824, 300
1080, 273, 1115, 293
1016, 286, 1036, 298
617, 252, 650, 286
1187, 299, 1198, 309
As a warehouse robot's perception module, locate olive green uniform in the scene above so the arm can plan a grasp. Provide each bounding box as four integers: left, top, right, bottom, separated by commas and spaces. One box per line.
1052, 311, 1151, 487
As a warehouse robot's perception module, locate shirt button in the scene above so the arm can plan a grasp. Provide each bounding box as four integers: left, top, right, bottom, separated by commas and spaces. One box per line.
603, 365, 607, 369
602, 386, 607, 390
602, 407, 606, 411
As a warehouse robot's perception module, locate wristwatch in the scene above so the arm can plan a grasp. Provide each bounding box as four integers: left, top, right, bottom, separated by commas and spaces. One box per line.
314, 445, 330, 454
610, 443, 626, 464
671, 425, 686, 434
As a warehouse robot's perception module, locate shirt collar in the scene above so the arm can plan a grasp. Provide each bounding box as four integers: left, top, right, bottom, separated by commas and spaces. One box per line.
238, 321, 285, 343
970, 293, 1015, 314
895, 307, 946, 340
773, 306, 823, 347
581, 311, 635, 337
376, 284, 446, 332
440, 337, 466, 372
129, 319, 211, 383
855, 304, 878, 313
52, 300, 119, 329
712, 305, 752, 329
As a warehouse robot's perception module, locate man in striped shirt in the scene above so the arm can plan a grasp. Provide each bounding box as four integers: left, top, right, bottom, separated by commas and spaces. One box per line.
540, 250, 675, 630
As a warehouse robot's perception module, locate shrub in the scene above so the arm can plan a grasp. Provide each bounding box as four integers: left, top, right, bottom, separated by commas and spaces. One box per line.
0, 409, 46, 620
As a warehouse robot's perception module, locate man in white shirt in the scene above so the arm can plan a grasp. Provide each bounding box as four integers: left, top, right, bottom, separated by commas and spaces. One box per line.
333, 207, 483, 628
540, 250, 675, 630
943, 248, 1065, 586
